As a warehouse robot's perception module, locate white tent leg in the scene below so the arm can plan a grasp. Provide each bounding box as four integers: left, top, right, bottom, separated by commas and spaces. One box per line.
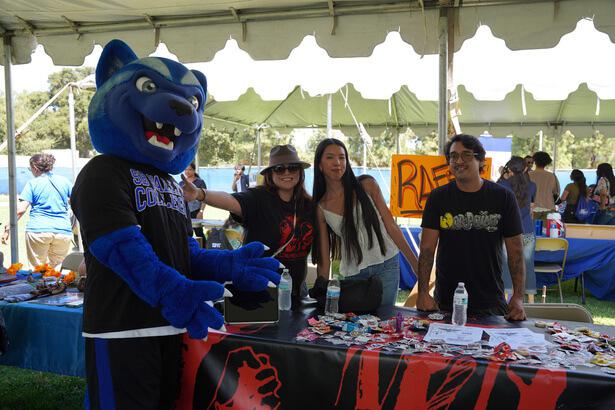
327, 94, 332, 138
3, 36, 19, 263
437, 9, 449, 154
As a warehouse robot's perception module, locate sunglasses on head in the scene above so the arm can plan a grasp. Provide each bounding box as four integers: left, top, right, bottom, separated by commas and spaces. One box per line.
272, 164, 302, 174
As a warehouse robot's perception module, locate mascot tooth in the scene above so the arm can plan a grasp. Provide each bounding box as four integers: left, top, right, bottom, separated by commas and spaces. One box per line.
71, 39, 281, 409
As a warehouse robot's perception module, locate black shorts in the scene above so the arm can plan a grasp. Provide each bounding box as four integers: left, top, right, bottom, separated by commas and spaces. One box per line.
85, 334, 184, 410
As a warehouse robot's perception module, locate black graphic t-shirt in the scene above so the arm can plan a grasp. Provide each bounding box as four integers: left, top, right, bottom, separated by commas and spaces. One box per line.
232, 188, 314, 297
72, 155, 192, 334
421, 180, 522, 313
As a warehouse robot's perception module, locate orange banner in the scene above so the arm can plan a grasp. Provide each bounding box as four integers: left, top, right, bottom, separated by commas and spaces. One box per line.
390, 155, 492, 217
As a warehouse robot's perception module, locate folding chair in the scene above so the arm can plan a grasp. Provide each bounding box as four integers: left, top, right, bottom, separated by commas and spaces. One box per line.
60, 251, 84, 273
534, 238, 568, 303
523, 303, 593, 323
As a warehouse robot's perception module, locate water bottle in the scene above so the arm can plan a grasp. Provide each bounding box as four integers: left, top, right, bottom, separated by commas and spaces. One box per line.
325, 279, 341, 315
278, 269, 292, 311
452, 282, 468, 326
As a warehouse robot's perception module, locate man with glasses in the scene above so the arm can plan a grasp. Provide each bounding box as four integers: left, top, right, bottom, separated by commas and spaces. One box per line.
417, 134, 526, 320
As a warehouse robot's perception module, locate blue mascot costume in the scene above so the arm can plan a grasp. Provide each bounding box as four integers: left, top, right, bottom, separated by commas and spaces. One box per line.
71, 40, 281, 409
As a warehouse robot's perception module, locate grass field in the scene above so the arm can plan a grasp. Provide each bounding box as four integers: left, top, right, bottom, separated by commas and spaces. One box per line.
0, 196, 613, 408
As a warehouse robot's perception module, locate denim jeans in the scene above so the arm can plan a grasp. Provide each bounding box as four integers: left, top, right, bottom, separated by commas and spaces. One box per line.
501, 233, 536, 294
347, 254, 400, 307
594, 210, 615, 225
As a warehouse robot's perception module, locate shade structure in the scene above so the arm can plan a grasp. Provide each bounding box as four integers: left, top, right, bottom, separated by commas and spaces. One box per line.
1, 0, 615, 65
203, 83, 615, 138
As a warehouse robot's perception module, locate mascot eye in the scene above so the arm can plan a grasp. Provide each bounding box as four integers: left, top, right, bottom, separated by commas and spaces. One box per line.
135, 77, 158, 93
189, 96, 199, 110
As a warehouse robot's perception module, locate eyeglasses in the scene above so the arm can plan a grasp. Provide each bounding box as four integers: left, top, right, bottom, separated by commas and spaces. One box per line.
272, 164, 302, 174
449, 152, 478, 162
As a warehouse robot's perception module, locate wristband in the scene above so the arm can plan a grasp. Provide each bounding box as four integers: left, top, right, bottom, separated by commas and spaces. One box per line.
198, 188, 207, 203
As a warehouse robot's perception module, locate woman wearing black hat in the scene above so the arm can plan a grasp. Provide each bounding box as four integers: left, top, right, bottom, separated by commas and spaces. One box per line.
182, 144, 314, 299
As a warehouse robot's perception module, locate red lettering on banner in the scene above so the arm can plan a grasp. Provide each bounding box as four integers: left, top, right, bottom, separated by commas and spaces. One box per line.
426, 355, 476, 408
356, 349, 382, 409
474, 361, 502, 410
506, 365, 567, 410
395, 353, 451, 409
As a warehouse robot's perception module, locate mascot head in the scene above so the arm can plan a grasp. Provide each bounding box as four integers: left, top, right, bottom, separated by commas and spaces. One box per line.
88, 40, 207, 174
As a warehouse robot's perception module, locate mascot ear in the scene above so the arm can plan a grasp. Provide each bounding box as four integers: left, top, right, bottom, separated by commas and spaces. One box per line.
191, 69, 208, 97
96, 40, 138, 88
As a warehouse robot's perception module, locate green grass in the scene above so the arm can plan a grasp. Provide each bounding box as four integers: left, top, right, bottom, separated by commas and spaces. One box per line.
0, 366, 85, 410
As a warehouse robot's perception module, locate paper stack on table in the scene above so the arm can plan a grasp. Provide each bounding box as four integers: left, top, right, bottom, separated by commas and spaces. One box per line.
423, 323, 484, 345
485, 328, 550, 349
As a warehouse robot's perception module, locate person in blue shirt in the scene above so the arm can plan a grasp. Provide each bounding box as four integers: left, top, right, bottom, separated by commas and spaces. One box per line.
2, 153, 73, 268
498, 156, 537, 303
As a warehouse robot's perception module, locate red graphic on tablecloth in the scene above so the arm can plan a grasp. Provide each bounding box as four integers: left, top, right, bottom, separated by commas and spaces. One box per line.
207, 346, 281, 410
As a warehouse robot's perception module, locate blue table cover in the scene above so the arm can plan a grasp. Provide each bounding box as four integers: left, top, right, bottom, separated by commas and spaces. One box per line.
0, 301, 85, 377
535, 237, 615, 301
399, 227, 421, 290
399, 227, 615, 302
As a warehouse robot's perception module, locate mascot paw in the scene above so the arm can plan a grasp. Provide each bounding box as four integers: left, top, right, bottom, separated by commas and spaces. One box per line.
160, 280, 225, 338
231, 242, 281, 291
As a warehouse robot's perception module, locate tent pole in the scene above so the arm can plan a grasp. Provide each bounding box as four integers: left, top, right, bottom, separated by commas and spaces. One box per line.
327, 94, 332, 138
68, 85, 77, 182
3, 35, 19, 263
552, 126, 558, 172
437, 8, 449, 154
68, 84, 84, 252
256, 126, 262, 173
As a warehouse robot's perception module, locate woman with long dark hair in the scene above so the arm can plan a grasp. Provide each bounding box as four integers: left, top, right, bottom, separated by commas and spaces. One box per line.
497, 156, 537, 302
312, 138, 418, 306
594, 163, 615, 225
560, 169, 587, 223
182, 145, 314, 299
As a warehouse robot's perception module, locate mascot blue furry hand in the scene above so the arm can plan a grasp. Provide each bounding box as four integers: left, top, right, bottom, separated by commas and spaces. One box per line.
72, 39, 281, 346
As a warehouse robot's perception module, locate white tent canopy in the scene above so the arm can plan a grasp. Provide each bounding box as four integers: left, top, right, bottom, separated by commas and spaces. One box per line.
1, 0, 615, 65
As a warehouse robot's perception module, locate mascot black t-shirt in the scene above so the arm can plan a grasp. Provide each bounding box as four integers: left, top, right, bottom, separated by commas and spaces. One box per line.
72, 155, 192, 335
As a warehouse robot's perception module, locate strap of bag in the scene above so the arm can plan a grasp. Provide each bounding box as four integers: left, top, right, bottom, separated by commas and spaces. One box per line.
46, 175, 69, 211
272, 202, 297, 257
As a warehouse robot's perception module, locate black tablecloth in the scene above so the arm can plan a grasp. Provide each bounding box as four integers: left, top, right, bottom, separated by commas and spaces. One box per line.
176, 303, 615, 410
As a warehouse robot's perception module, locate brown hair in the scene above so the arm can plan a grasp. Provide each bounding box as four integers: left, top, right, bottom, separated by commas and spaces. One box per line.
261, 168, 311, 209
29, 153, 56, 173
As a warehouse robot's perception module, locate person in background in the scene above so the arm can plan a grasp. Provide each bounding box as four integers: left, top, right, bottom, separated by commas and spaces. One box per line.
529, 151, 560, 211
417, 134, 526, 320
524, 155, 535, 173
498, 156, 537, 303
593, 163, 615, 225
311, 138, 418, 307
560, 169, 587, 223
232, 164, 250, 193
1, 153, 72, 269
183, 145, 314, 299
496, 165, 511, 183
179, 162, 207, 238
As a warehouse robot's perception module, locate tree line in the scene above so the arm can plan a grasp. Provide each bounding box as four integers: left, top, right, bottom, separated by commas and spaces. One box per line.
1, 67, 614, 170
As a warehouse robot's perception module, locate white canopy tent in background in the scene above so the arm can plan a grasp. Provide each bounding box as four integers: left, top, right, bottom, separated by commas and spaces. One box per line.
2, 0, 615, 261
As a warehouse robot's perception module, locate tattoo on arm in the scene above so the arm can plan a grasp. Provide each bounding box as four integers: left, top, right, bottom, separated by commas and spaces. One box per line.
507, 237, 526, 296
418, 248, 435, 293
